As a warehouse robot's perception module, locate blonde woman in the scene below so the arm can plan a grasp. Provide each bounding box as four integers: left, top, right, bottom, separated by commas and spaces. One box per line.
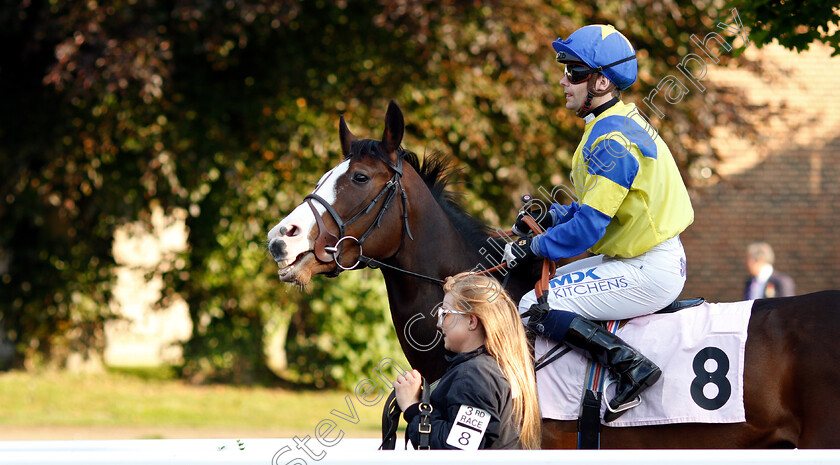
393, 272, 541, 449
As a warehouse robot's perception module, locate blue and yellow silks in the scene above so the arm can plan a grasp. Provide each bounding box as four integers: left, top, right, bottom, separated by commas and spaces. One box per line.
533, 101, 694, 259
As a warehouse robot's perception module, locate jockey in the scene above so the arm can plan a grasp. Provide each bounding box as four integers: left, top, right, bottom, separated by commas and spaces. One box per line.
503, 24, 694, 421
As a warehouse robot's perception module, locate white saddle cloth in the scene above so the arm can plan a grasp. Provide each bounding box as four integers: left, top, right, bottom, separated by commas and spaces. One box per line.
535, 300, 752, 427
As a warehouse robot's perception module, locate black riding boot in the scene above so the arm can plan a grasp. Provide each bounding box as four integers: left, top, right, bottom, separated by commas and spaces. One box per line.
564, 316, 662, 422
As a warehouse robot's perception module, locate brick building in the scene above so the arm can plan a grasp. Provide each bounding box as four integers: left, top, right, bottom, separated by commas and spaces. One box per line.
678, 42, 840, 301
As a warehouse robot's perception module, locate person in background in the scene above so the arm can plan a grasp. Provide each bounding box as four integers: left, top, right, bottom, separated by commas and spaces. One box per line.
393, 272, 541, 450
744, 242, 795, 299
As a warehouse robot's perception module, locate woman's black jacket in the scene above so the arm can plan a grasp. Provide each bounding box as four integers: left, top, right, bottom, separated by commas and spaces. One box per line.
403, 346, 520, 449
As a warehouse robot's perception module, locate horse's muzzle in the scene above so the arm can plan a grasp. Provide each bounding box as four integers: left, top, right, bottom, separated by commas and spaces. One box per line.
268, 237, 287, 262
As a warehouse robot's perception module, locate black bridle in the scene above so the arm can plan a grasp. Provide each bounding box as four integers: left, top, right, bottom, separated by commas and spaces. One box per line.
302, 155, 444, 281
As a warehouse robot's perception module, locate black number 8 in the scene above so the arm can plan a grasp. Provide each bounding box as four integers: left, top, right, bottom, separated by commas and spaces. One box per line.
458, 431, 471, 446
690, 347, 731, 410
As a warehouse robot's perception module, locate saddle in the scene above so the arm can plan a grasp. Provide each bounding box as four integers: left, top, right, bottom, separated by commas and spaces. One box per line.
657, 297, 705, 314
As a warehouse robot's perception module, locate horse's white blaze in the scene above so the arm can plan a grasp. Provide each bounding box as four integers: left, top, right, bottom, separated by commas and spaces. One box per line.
267, 160, 351, 266
315, 159, 351, 205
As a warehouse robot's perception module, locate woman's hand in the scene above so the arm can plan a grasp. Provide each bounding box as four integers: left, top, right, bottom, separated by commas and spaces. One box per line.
393, 369, 422, 412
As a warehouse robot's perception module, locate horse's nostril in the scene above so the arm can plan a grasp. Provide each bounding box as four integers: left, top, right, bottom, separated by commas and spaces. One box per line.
268, 238, 287, 261
284, 225, 300, 237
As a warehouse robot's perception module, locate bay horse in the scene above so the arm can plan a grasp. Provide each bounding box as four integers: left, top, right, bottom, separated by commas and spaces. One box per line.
267, 100, 840, 448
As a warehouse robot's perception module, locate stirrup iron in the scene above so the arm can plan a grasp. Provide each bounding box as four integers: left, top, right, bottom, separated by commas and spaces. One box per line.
604, 377, 642, 414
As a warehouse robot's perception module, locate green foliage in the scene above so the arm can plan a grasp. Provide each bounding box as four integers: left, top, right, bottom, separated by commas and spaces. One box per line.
732, 0, 840, 55
285, 270, 407, 389
1, 0, 805, 387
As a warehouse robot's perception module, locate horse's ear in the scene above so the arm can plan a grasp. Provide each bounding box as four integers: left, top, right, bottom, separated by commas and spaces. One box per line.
339, 115, 357, 157
380, 100, 404, 156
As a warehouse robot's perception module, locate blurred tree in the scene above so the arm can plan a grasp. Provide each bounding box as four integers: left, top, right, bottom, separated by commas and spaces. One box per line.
733, 0, 840, 56
0, 0, 792, 387
0, 0, 419, 386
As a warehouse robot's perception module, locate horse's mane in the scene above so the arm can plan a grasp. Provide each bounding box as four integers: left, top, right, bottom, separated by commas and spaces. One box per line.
403, 149, 492, 251
347, 140, 491, 251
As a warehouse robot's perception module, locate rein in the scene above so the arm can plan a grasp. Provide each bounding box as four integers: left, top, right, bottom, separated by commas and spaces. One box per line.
357, 255, 445, 285
479, 216, 556, 299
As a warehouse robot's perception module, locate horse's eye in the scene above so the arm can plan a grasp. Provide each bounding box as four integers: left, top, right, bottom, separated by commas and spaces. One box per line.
352, 173, 370, 184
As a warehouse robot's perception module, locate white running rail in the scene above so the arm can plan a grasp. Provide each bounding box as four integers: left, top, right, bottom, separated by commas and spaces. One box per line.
1, 438, 839, 464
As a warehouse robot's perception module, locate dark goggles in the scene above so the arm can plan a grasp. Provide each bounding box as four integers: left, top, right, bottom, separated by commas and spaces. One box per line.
563, 63, 598, 84
557, 53, 637, 84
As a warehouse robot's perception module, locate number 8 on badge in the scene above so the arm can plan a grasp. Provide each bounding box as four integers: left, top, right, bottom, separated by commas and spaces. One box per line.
446, 404, 490, 450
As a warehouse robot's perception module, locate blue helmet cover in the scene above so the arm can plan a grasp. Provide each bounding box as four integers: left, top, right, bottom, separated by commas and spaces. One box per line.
552, 25, 637, 90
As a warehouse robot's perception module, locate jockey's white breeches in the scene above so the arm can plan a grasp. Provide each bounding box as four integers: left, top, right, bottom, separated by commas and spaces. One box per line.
518, 236, 687, 321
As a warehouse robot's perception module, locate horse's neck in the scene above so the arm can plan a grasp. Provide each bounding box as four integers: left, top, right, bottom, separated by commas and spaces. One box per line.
382, 188, 542, 313
397, 206, 479, 279
378, 189, 484, 380
382, 197, 480, 318
377, 185, 541, 380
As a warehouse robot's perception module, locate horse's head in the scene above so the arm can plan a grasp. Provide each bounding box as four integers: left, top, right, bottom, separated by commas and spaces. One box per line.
267, 101, 413, 285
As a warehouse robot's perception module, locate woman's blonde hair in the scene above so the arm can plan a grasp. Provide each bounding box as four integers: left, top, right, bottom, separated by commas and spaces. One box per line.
443, 272, 541, 449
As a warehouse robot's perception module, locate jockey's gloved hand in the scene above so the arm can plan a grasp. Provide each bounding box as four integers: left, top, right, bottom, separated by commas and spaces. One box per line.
511, 209, 554, 236
523, 298, 551, 322
503, 236, 538, 269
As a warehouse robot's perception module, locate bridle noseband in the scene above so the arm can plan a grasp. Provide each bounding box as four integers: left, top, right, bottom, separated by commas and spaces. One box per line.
303, 155, 414, 277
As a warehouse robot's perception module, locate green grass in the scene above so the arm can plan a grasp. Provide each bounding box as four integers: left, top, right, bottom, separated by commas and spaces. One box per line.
0, 369, 385, 435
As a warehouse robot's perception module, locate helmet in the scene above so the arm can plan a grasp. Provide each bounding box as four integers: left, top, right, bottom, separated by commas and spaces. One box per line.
552, 25, 637, 90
